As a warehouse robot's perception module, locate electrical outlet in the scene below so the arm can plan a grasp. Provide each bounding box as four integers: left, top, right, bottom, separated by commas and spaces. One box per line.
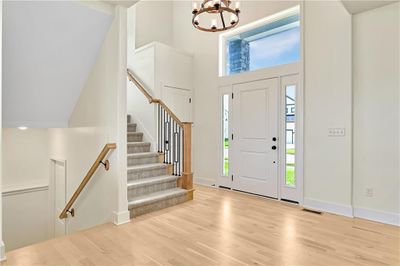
328, 128, 345, 137
366, 188, 374, 197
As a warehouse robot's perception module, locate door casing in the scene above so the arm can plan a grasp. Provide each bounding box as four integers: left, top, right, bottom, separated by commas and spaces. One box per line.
217, 63, 304, 204
50, 159, 67, 237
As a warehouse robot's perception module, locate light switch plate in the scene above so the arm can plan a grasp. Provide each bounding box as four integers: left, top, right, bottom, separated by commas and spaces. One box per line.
328, 128, 345, 137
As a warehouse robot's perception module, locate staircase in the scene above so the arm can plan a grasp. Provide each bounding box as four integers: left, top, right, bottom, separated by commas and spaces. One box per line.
127, 115, 190, 217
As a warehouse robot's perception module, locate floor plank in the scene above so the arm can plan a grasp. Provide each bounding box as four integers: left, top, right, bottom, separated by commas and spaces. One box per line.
3, 185, 400, 265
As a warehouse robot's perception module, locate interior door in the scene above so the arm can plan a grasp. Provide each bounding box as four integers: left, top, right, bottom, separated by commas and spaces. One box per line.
53, 160, 66, 237
232, 78, 279, 198
162, 85, 192, 122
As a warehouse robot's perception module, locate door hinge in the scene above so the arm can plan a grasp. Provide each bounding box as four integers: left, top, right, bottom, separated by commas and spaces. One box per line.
189, 98, 192, 103
232, 93, 234, 99
231, 175, 234, 181
231, 133, 234, 140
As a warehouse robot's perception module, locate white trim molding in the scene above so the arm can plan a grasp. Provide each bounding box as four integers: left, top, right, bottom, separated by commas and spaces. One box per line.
113, 210, 130, 225
2, 184, 49, 197
354, 207, 400, 226
0, 241, 5, 262
304, 197, 353, 218
194, 176, 216, 187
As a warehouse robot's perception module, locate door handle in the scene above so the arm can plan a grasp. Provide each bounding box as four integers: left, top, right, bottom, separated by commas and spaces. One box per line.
271, 145, 277, 150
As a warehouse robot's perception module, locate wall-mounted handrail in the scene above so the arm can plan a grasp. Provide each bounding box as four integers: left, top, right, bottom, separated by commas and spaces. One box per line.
127, 69, 193, 190
59, 143, 117, 219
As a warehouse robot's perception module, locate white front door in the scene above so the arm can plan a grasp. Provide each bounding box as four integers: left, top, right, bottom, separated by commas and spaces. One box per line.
232, 78, 279, 198
53, 160, 67, 237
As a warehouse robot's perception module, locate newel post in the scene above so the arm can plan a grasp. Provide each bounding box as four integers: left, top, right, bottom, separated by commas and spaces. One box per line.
182, 122, 193, 190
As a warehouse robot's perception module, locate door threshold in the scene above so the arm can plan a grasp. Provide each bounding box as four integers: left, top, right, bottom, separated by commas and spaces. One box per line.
281, 198, 299, 204
232, 189, 278, 200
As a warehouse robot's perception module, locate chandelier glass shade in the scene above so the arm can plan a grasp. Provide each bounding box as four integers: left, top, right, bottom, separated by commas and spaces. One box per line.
192, 0, 240, 32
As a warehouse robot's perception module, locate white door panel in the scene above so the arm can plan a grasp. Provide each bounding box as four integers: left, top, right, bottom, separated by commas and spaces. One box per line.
232, 78, 279, 198
162, 85, 192, 122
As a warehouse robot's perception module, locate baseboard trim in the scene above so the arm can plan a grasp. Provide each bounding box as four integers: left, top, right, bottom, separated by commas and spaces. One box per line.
113, 210, 130, 225
303, 197, 353, 217
0, 241, 6, 262
354, 207, 400, 226
194, 176, 215, 187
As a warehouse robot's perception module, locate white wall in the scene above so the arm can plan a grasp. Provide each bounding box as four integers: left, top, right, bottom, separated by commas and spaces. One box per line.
131, 0, 397, 225
171, 1, 300, 185
1, 129, 51, 251
3, 187, 50, 252
68, 5, 129, 226
127, 42, 193, 147
0, 0, 5, 260
303, 1, 353, 215
353, 2, 400, 224
2, 129, 49, 188
133, 0, 173, 48
48, 127, 119, 232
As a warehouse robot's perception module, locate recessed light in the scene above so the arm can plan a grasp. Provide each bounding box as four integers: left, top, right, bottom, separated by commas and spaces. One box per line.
18, 126, 28, 130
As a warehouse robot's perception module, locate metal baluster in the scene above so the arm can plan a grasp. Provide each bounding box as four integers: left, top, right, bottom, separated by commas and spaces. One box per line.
163, 109, 167, 163
175, 124, 178, 176
158, 104, 160, 152
168, 115, 171, 164
172, 120, 176, 175
182, 128, 185, 177
175, 123, 179, 176
178, 126, 181, 176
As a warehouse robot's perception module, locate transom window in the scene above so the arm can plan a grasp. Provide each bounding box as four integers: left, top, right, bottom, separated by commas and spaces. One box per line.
219, 6, 300, 76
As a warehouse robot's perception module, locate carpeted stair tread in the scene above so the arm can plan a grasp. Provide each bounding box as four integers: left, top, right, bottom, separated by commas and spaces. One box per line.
128, 188, 187, 208
127, 175, 178, 188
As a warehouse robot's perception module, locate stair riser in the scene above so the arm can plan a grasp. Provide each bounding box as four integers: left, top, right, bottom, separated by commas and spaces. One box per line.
127, 134, 143, 142
128, 167, 168, 181
129, 193, 188, 218
127, 124, 137, 133
127, 144, 151, 153
127, 156, 159, 166
128, 180, 177, 199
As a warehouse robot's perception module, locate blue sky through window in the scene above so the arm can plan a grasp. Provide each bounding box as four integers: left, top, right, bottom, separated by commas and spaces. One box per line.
224, 10, 301, 75
249, 27, 300, 70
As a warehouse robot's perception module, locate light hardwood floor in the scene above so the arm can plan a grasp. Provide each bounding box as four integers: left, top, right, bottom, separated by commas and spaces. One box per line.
3, 185, 400, 265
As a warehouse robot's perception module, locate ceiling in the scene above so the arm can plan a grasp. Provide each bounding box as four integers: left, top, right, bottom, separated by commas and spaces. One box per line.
341, 0, 399, 14
2, 1, 113, 128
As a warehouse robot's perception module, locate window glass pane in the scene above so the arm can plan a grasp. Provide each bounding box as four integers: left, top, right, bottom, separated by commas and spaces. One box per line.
225, 11, 300, 75
285, 85, 296, 187
223, 94, 229, 176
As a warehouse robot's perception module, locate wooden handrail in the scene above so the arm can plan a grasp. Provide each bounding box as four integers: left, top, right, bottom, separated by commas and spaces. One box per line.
127, 70, 153, 103
127, 69, 193, 191
127, 69, 184, 127
59, 143, 117, 219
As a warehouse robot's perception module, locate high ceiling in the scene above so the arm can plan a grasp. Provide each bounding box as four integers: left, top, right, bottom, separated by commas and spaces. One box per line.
341, 0, 398, 14
2, 1, 113, 128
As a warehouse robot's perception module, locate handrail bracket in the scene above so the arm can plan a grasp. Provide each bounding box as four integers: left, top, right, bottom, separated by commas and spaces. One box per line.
99, 160, 110, 171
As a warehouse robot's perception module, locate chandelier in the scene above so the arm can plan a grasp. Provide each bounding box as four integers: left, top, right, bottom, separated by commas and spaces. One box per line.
192, 0, 241, 32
